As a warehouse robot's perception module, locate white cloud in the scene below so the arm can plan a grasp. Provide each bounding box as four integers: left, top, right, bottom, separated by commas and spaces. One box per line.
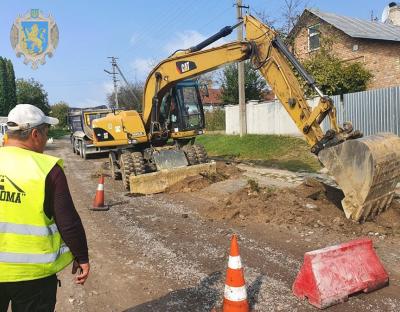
129, 58, 158, 80
128, 30, 228, 82
163, 30, 227, 55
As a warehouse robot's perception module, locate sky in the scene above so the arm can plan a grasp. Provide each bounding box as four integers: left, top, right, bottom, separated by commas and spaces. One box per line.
0, 0, 394, 108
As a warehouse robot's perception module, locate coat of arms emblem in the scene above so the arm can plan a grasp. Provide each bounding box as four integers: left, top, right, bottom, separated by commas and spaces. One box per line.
10, 9, 59, 69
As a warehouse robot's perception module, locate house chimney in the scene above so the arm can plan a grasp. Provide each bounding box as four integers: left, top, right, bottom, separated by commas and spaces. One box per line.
382, 2, 400, 25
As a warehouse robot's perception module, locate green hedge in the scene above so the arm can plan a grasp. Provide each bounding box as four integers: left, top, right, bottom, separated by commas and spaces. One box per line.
205, 108, 225, 131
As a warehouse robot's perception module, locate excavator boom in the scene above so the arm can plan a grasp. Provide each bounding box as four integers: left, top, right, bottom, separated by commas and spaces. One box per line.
244, 15, 400, 221
246, 15, 400, 221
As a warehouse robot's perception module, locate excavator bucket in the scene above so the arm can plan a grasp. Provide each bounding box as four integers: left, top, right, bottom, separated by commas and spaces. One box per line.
318, 133, 400, 222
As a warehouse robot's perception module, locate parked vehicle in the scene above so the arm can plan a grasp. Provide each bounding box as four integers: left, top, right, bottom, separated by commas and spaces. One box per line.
68, 108, 122, 159
0, 123, 7, 146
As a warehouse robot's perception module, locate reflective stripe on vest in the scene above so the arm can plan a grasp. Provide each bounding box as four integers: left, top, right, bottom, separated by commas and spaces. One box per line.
0, 222, 59, 236
0, 244, 70, 263
0, 147, 74, 282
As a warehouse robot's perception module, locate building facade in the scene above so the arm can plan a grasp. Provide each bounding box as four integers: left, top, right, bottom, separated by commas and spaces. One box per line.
290, 8, 400, 90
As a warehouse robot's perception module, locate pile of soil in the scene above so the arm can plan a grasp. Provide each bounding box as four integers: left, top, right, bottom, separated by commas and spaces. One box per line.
165, 162, 243, 193
205, 177, 400, 237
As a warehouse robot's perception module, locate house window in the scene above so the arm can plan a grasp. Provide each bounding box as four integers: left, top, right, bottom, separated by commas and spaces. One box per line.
308, 24, 320, 51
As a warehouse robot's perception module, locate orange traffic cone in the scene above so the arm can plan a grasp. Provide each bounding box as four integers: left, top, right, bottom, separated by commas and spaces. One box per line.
222, 234, 249, 312
90, 175, 109, 211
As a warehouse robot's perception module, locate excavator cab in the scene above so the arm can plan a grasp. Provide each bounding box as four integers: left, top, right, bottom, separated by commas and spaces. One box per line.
159, 80, 205, 139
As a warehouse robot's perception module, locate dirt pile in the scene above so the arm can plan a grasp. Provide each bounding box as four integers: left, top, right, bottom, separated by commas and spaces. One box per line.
165, 162, 243, 193
205, 178, 400, 237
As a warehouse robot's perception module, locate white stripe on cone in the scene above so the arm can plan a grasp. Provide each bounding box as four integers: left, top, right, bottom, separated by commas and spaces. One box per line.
228, 255, 242, 270
224, 285, 247, 302
97, 184, 104, 191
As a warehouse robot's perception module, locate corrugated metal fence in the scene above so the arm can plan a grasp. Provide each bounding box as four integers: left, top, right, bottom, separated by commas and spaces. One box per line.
344, 87, 400, 136
225, 86, 400, 136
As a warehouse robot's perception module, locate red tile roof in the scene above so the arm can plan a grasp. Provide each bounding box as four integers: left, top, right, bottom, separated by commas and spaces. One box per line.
201, 88, 223, 105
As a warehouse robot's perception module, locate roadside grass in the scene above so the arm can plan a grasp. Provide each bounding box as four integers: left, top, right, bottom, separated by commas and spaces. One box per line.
196, 133, 321, 172
49, 128, 69, 139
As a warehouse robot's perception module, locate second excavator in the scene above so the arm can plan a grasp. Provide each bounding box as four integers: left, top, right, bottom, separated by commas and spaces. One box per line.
92, 15, 400, 222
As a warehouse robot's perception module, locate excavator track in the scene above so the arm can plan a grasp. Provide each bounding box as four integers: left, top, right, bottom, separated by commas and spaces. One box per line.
182, 145, 199, 165
318, 133, 400, 222
193, 144, 208, 163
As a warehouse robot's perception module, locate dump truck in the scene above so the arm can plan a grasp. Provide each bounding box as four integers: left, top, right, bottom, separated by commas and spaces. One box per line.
68, 108, 125, 159
92, 15, 400, 222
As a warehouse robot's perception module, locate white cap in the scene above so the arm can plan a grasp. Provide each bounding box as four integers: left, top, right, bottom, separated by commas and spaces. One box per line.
7, 104, 59, 130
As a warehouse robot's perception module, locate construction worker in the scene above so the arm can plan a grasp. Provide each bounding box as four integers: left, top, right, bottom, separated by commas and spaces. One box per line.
0, 104, 89, 311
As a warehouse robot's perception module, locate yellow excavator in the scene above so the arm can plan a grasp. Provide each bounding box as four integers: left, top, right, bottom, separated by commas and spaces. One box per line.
92, 15, 400, 222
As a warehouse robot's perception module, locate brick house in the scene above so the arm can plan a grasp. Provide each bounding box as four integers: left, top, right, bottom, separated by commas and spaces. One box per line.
289, 8, 400, 89
200, 88, 224, 111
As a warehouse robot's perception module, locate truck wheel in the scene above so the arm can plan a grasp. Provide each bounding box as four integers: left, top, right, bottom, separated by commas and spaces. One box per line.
72, 138, 76, 154
131, 152, 146, 175
109, 153, 121, 180
120, 153, 134, 191
78, 141, 83, 157
75, 140, 80, 155
182, 145, 198, 165
193, 144, 208, 163
80, 142, 87, 159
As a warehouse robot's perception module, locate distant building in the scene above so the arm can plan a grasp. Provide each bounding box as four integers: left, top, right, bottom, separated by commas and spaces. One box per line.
201, 88, 224, 111
261, 90, 276, 102
289, 3, 400, 90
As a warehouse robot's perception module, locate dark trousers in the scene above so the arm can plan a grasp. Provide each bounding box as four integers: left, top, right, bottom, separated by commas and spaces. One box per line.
0, 275, 58, 312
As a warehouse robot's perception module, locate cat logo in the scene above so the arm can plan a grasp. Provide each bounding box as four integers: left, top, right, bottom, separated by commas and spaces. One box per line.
176, 61, 197, 74
0, 175, 25, 204
10, 9, 59, 69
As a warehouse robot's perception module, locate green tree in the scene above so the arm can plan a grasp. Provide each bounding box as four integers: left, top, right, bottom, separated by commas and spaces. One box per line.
302, 41, 372, 95
0, 57, 7, 116
107, 81, 143, 111
5, 59, 17, 113
219, 61, 267, 104
16, 78, 50, 114
50, 101, 69, 128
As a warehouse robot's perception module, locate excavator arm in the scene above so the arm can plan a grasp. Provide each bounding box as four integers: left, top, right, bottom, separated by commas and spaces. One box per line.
138, 15, 400, 222
142, 15, 358, 154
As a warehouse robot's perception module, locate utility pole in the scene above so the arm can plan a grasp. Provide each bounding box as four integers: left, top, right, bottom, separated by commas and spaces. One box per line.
237, 0, 247, 137
114, 62, 141, 106
104, 57, 119, 109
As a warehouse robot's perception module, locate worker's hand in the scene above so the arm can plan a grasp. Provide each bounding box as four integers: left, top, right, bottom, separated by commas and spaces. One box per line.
72, 260, 90, 285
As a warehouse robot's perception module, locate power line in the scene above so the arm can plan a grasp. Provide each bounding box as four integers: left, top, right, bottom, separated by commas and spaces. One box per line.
104, 57, 142, 109
118, 0, 198, 59
114, 63, 141, 106
118, 0, 231, 61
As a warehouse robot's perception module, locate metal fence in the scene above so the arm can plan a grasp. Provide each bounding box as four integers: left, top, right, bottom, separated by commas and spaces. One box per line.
343, 87, 400, 136
226, 86, 400, 136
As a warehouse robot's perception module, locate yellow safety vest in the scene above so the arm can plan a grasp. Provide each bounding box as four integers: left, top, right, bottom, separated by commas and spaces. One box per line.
0, 146, 73, 282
